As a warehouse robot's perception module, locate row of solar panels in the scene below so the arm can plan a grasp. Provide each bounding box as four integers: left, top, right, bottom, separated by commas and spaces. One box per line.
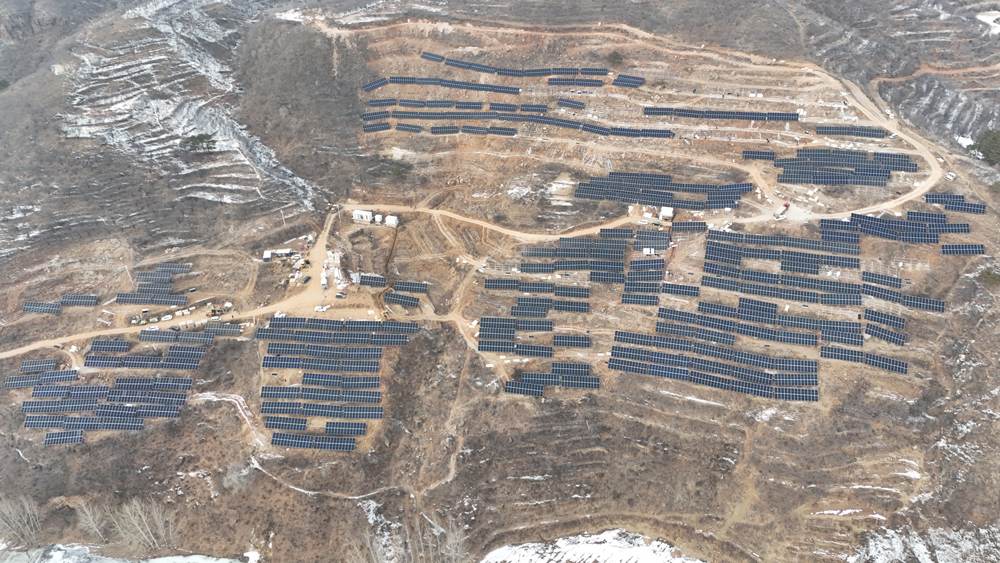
923, 193, 987, 214
480, 317, 557, 331
821, 218, 970, 235
820, 347, 908, 373
611, 331, 817, 371
518, 259, 670, 273
138, 330, 215, 344
575, 187, 738, 210
265, 343, 384, 359
22, 294, 100, 313
260, 403, 382, 419
643, 107, 799, 121
366, 112, 676, 139
706, 230, 861, 256
23, 399, 182, 414
261, 387, 381, 403
362, 77, 520, 95
607, 359, 816, 401
268, 317, 418, 333
419, 52, 609, 77
265, 417, 367, 437
583, 176, 752, 194
610, 345, 815, 386
271, 432, 355, 451
256, 329, 408, 346
476, 342, 554, 356
116, 293, 187, 307
703, 263, 862, 293
815, 125, 886, 139
705, 240, 861, 266
83, 355, 200, 370
262, 357, 380, 373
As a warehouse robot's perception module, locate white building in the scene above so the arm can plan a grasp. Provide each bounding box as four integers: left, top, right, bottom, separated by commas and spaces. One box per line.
385, 215, 399, 227
352, 210, 373, 223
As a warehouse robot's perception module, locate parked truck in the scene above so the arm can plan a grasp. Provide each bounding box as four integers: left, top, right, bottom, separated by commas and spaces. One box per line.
774, 201, 790, 221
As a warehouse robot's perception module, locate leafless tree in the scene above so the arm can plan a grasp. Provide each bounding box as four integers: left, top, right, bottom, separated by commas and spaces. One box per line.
347, 516, 469, 563
107, 498, 175, 552
75, 500, 107, 543
0, 494, 42, 546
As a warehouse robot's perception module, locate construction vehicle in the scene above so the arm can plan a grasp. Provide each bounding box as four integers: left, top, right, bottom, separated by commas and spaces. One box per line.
206, 306, 231, 317
774, 200, 791, 221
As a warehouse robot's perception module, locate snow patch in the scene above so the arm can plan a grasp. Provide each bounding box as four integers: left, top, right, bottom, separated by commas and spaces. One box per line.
976, 12, 1000, 35
480, 529, 706, 563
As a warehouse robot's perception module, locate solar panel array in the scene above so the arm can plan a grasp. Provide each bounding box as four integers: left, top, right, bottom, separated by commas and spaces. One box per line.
645, 107, 799, 121
815, 125, 886, 138
575, 173, 746, 209
23, 302, 61, 314
771, 149, 916, 187
61, 295, 98, 307
116, 293, 187, 306
942, 244, 985, 255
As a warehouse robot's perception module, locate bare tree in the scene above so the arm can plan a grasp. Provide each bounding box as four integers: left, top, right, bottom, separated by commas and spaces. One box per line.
75, 500, 107, 543
0, 495, 42, 546
347, 516, 469, 563
107, 498, 175, 552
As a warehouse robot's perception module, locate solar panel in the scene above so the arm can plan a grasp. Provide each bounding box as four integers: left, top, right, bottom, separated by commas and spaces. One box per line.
135, 405, 179, 418
518, 282, 555, 293
20, 359, 57, 373
384, 293, 420, 308
944, 202, 986, 214
271, 432, 313, 449
265, 416, 308, 431
343, 406, 383, 419
900, 295, 945, 312
942, 244, 986, 255
325, 421, 367, 436
865, 324, 906, 346
261, 401, 302, 415
24, 415, 67, 428
615, 331, 654, 347
554, 286, 589, 298
39, 370, 78, 384
69, 386, 110, 399
551, 362, 590, 376
701, 276, 740, 292
177, 332, 215, 345
864, 309, 905, 330
357, 274, 387, 288
60, 295, 98, 307
205, 323, 242, 336
32, 385, 70, 398
153, 377, 193, 391
393, 281, 428, 294
864, 353, 908, 374
101, 418, 144, 431
23, 301, 61, 314
138, 330, 178, 343
44, 430, 83, 446
553, 335, 591, 348
313, 436, 356, 451
91, 340, 130, 353
301, 403, 343, 418
821, 330, 864, 347
504, 381, 544, 397
341, 376, 381, 389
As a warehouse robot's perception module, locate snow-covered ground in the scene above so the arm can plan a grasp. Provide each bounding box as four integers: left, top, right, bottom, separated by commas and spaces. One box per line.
479, 529, 707, 563
0, 544, 240, 563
